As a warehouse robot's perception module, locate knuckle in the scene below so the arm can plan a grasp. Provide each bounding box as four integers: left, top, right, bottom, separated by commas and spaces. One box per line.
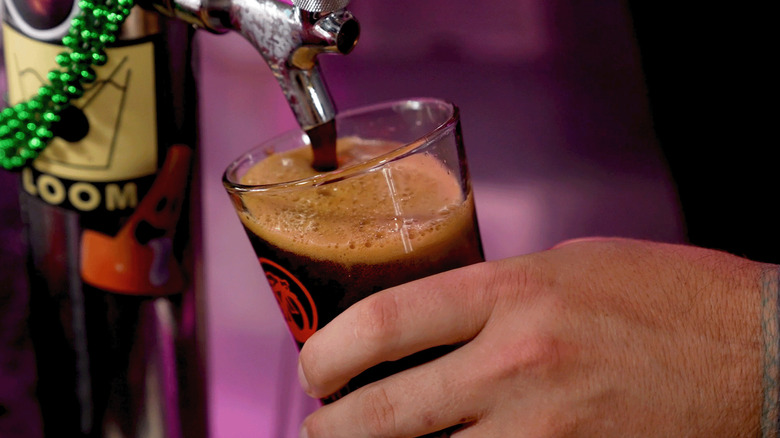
298, 337, 326, 388
355, 293, 402, 351
493, 334, 566, 381
356, 385, 399, 437
484, 257, 535, 306
298, 341, 314, 370
300, 412, 327, 438
532, 410, 579, 438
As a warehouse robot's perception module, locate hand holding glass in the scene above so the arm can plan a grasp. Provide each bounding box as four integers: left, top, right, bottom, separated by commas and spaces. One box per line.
222, 98, 484, 402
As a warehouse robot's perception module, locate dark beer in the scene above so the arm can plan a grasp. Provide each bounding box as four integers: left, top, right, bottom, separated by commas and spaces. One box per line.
230, 137, 484, 401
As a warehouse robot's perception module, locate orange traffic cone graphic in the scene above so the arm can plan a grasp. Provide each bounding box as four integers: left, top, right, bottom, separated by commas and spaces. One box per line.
80, 145, 192, 295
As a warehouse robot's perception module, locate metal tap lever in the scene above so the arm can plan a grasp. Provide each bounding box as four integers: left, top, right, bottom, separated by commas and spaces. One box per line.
292, 0, 351, 13
146, 0, 359, 139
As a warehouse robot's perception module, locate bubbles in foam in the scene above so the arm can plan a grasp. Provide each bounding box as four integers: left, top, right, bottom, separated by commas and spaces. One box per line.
239, 137, 473, 265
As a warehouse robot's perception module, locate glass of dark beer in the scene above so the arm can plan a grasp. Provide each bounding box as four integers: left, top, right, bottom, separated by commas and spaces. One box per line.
222, 98, 484, 404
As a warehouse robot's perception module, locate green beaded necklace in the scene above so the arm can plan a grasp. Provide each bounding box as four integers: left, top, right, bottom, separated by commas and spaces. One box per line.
0, 0, 134, 171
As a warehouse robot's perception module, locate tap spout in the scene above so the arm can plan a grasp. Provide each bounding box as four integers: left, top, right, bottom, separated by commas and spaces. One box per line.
144, 0, 359, 134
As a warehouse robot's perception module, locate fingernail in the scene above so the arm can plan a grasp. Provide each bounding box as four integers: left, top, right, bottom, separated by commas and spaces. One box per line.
299, 425, 309, 438
298, 360, 311, 395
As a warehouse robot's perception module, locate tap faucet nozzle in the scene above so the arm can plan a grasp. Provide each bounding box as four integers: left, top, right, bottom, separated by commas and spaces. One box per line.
144, 0, 359, 133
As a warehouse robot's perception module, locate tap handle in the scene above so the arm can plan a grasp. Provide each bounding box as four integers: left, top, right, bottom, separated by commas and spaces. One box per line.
292, 0, 351, 13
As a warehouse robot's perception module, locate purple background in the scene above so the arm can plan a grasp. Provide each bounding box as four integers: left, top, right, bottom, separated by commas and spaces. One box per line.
1, 1, 684, 437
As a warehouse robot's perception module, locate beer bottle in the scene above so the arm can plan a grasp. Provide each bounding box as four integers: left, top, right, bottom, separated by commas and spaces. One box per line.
1, 1, 208, 436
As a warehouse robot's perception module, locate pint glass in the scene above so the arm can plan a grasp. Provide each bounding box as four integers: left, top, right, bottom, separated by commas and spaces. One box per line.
223, 98, 484, 403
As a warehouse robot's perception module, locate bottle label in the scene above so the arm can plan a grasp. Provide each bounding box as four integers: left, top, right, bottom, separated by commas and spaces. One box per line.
2, 22, 193, 296
3, 25, 159, 187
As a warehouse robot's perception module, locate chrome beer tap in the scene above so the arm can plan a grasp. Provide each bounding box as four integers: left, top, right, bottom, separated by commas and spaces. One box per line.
146, 0, 360, 168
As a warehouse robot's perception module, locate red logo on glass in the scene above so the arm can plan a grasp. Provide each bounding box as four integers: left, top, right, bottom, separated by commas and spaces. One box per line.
259, 258, 318, 344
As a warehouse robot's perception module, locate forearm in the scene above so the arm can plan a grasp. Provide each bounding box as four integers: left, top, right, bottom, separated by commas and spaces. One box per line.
762, 266, 780, 438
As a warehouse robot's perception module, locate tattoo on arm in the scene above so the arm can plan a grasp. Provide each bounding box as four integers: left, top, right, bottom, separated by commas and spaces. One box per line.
761, 267, 780, 438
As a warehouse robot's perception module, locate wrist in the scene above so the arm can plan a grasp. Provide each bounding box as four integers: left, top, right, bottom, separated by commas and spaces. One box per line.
761, 266, 780, 438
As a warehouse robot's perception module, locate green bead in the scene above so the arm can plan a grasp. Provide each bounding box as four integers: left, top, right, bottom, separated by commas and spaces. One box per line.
11, 156, 24, 167
70, 50, 89, 63
1, 108, 14, 118
38, 86, 54, 98
60, 71, 76, 83
79, 0, 94, 10
66, 85, 84, 99
28, 137, 46, 151
27, 100, 43, 112
92, 51, 108, 65
56, 53, 72, 67
36, 127, 54, 139
52, 93, 69, 104
106, 12, 120, 23
99, 33, 116, 44
62, 35, 78, 48
79, 67, 97, 82
0, 125, 10, 137
43, 112, 61, 123
7, 119, 21, 129
17, 113, 31, 124
20, 147, 35, 159
14, 131, 27, 141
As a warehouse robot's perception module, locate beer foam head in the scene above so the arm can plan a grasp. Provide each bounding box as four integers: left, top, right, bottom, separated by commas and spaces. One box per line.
239, 137, 474, 265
